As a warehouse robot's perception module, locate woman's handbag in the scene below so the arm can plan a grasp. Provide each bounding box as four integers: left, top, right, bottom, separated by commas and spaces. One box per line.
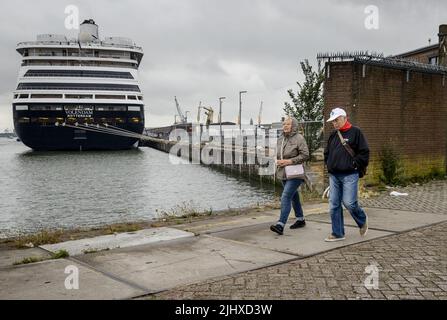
281, 138, 306, 180
285, 164, 305, 179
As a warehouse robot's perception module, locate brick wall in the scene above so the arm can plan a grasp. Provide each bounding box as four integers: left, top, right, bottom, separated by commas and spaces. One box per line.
323, 61, 447, 184
398, 47, 438, 64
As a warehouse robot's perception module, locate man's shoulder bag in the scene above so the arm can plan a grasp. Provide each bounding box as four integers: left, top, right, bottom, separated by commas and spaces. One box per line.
336, 130, 367, 178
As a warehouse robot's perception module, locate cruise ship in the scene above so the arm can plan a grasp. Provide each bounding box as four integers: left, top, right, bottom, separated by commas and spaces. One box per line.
12, 19, 145, 150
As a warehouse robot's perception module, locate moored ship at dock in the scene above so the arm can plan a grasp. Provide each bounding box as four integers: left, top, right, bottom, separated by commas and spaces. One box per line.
12, 19, 145, 150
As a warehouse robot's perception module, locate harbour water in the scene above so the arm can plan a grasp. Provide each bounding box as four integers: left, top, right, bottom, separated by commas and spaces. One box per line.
0, 138, 277, 239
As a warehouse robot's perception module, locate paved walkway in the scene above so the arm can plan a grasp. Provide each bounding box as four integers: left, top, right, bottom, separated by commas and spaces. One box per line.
360, 180, 447, 215
150, 179, 447, 300
1, 179, 446, 300
154, 222, 447, 300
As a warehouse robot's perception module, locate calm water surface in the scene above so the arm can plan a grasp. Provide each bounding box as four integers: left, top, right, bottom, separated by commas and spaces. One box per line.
0, 138, 277, 238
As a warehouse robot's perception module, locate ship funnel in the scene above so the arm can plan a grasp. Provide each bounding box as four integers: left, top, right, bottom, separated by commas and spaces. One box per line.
78, 19, 99, 43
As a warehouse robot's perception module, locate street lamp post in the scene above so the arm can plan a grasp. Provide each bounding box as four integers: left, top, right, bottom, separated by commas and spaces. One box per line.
219, 97, 226, 149
239, 91, 247, 131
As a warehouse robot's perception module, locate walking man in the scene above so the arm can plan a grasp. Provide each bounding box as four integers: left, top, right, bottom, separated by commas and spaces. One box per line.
324, 107, 369, 242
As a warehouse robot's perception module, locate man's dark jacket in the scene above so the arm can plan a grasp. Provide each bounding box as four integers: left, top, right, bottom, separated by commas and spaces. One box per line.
324, 126, 369, 175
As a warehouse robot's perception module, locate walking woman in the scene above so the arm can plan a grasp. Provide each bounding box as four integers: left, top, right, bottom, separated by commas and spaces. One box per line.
270, 117, 310, 235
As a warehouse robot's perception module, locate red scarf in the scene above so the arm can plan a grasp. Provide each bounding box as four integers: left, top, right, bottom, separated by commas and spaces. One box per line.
339, 120, 352, 132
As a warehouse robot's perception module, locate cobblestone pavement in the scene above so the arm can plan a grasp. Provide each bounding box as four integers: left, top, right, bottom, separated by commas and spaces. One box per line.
360, 180, 447, 215
153, 222, 447, 300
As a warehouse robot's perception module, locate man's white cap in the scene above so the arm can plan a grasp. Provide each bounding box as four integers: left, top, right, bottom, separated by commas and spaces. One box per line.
326, 107, 347, 122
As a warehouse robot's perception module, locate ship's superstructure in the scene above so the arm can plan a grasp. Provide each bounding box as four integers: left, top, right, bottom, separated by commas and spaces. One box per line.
12, 19, 145, 150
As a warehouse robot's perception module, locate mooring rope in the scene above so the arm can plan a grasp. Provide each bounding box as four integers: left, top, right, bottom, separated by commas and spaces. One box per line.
60, 123, 133, 137
57, 122, 152, 141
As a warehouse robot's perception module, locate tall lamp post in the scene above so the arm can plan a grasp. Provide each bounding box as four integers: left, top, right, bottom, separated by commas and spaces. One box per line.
239, 91, 247, 131
219, 97, 226, 149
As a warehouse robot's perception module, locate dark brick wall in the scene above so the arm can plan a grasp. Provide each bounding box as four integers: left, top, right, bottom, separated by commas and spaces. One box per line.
323, 61, 447, 182
399, 47, 438, 64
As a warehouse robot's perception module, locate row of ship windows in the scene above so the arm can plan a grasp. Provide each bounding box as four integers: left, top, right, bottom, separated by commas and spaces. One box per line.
22, 61, 138, 69
15, 106, 141, 111
17, 117, 142, 124
17, 83, 141, 92
14, 94, 143, 101
22, 49, 136, 60
24, 70, 134, 79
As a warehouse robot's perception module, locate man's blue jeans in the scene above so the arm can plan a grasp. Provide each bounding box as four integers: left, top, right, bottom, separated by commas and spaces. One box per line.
329, 172, 367, 237
277, 178, 304, 227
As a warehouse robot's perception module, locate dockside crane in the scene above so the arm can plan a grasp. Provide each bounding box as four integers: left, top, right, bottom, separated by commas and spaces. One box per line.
174, 96, 188, 124
197, 102, 214, 128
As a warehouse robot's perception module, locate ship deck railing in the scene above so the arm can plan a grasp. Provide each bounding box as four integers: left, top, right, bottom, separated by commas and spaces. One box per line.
17, 41, 143, 52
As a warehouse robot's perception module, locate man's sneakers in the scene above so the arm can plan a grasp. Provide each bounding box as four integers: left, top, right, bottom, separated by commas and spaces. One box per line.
325, 212, 367, 242
360, 212, 368, 237
270, 224, 284, 235
290, 220, 306, 229
324, 234, 345, 242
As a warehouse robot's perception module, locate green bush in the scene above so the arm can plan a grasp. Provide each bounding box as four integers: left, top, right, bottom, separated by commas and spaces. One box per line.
406, 167, 446, 184
379, 146, 405, 186
428, 167, 445, 180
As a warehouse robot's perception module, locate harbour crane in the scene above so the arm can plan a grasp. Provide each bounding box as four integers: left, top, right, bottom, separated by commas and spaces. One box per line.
174, 96, 188, 124
197, 102, 214, 128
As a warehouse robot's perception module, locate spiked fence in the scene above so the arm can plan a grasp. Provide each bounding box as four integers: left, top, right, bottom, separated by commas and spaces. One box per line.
317, 51, 447, 75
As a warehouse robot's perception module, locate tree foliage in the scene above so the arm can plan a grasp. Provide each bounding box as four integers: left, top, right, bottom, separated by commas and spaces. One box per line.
284, 60, 325, 158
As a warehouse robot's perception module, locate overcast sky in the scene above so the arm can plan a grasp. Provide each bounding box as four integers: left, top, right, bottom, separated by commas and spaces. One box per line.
0, 0, 444, 131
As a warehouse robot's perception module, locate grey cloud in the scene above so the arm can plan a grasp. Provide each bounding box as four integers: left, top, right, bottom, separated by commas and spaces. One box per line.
0, 0, 444, 130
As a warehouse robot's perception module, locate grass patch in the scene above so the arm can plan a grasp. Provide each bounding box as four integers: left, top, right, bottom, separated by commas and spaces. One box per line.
378, 145, 446, 187
13, 256, 45, 266
155, 201, 214, 223
51, 250, 69, 259
404, 168, 446, 185
14, 230, 63, 249
12, 250, 69, 266
83, 248, 110, 254
105, 223, 142, 235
